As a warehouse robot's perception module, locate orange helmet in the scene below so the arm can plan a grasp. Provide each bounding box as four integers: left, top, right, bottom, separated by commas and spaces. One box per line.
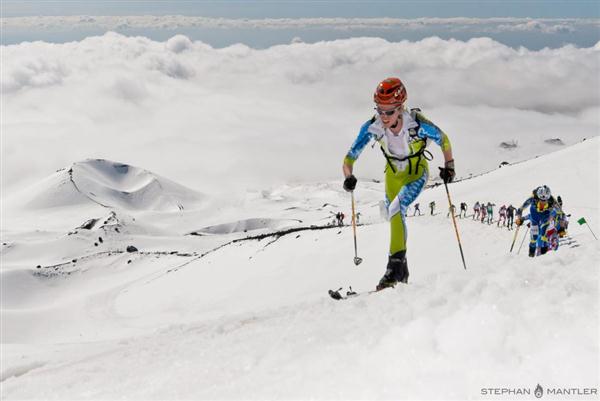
373, 77, 407, 105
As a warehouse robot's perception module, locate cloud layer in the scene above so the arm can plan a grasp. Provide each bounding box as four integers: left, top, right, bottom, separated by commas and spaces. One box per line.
2, 33, 599, 197
2, 16, 598, 32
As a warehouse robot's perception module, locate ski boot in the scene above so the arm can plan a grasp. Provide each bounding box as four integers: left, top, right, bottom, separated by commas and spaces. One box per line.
376, 251, 409, 290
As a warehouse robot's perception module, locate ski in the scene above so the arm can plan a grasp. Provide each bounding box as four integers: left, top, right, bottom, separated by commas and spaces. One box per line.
328, 286, 390, 300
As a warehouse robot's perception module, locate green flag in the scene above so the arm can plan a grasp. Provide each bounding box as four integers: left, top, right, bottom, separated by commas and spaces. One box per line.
577, 217, 587, 225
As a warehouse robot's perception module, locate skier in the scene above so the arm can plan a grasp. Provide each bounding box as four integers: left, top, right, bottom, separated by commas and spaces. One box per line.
486, 202, 494, 225
549, 196, 569, 245
506, 204, 516, 230
473, 201, 480, 220
447, 204, 456, 218
497, 205, 507, 227
546, 214, 560, 251
335, 211, 345, 227
356, 212, 362, 225
480, 203, 487, 223
553, 196, 569, 238
429, 201, 436, 216
342, 77, 454, 290
459, 202, 468, 218
516, 185, 557, 257
413, 203, 421, 216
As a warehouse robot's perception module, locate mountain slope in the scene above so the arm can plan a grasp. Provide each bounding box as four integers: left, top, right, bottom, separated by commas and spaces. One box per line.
1, 139, 598, 399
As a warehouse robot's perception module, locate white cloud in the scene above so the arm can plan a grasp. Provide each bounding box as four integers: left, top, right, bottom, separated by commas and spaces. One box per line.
166, 34, 193, 53
1, 16, 596, 33
496, 20, 577, 34
1, 33, 598, 197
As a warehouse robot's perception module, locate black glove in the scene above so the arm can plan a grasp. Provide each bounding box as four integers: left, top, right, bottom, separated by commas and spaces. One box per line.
439, 160, 455, 183
343, 175, 357, 192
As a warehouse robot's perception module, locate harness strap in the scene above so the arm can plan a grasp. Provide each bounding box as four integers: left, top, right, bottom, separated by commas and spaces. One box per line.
379, 145, 397, 174
375, 108, 433, 175
380, 145, 433, 175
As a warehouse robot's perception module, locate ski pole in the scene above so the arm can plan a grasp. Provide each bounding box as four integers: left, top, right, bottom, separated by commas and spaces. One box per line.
509, 224, 521, 253
350, 191, 363, 266
517, 226, 529, 254
442, 180, 467, 270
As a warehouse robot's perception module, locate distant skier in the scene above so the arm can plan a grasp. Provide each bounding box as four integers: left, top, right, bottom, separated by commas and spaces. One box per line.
486, 202, 494, 224
545, 196, 566, 251
413, 203, 422, 216
459, 202, 468, 218
516, 185, 557, 257
506, 204, 516, 229
335, 211, 345, 227
554, 196, 569, 238
546, 214, 560, 251
342, 77, 454, 290
429, 201, 436, 216
473, 201, 480, 220
447, 204, 456, 218
480, 203, 487, 223
497, 205, 507, 227
356, 212, 362, 225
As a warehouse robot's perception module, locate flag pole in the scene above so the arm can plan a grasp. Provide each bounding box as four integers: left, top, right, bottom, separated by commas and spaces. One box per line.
585, 223, 598, 240
578, 217, 598, 240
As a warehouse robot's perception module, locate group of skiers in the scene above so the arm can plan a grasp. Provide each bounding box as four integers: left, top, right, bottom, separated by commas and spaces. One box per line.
331, 211, 361, 227
471, 202, 517, 229
410, 188, 570, 258
436, 191, 569, 258
407, 202, 436, 216
340, 76, 569, 290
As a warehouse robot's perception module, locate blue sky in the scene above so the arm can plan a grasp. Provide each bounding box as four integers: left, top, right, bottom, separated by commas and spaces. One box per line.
2, 1, 599, 48
3, 0, 600, 18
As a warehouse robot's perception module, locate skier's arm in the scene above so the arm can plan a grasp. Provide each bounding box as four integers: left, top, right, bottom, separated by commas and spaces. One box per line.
515, 198, 534, 225
517, 197, 534, 215
414, 112, 453, 163
343, 118, 376, 173
342, 162, 353, 178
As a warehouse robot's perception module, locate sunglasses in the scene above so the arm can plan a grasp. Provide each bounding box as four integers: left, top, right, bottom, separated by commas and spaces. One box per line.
375, 107, 399, 116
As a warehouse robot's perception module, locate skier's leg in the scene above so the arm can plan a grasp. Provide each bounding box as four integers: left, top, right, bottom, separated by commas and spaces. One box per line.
388, 172, 428, 255
538, 220, 550, 254
529, 223, 539, 257
380, 169, 428, 288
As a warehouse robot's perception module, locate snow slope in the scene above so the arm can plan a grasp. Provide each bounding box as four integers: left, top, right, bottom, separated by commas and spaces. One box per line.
7, 158, 206, 212
1, 139, 598, 399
